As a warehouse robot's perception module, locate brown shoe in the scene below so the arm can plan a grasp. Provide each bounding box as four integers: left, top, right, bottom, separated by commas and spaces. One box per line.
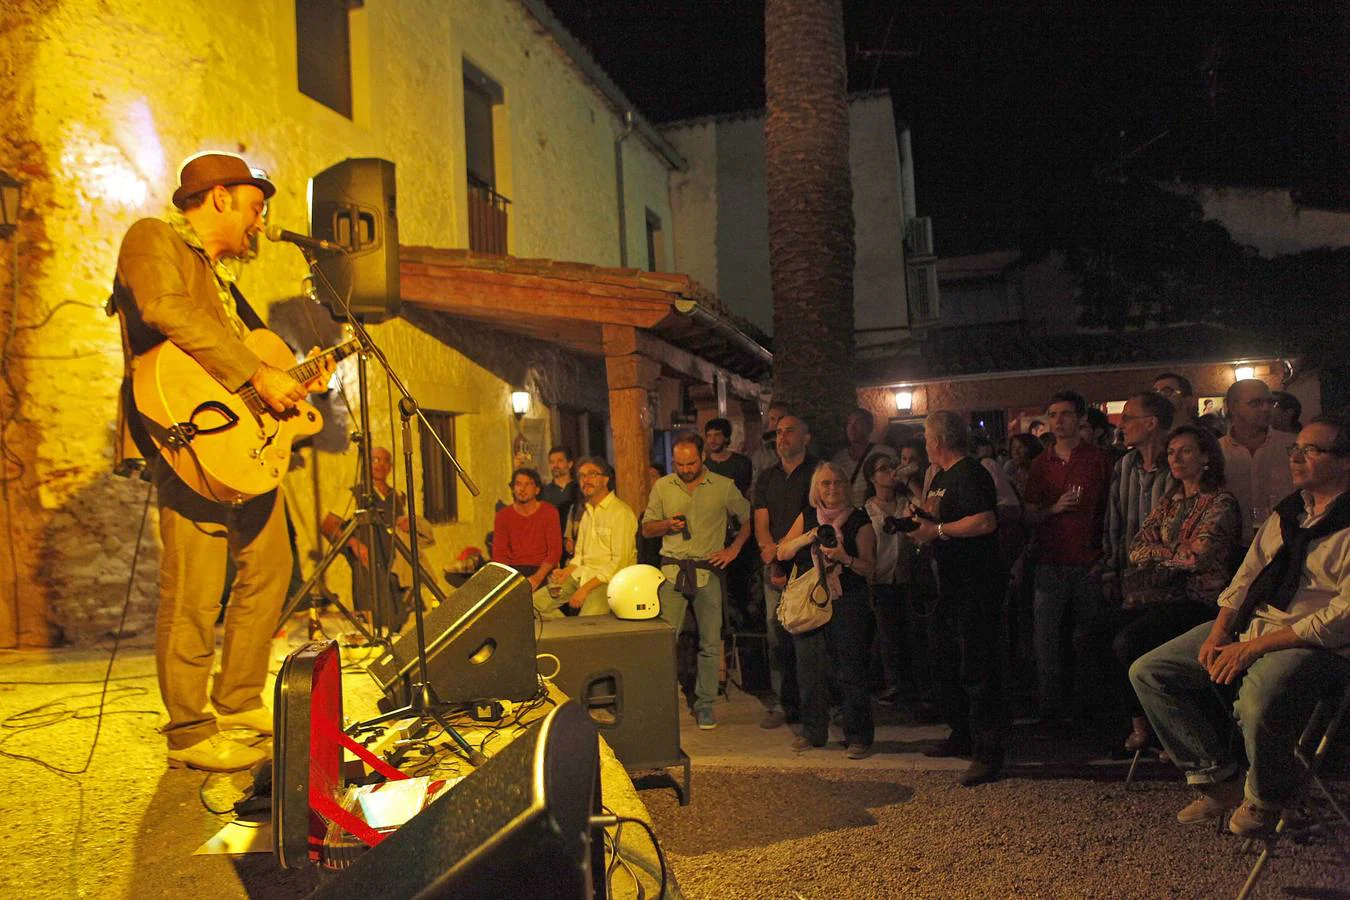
845, 742, 872, 760
1123, 716, 1152, 752
168, 733, 268, 773
790, 736, 821, 753
1229, 800, 1281, 837
1176, 779, 1244, 824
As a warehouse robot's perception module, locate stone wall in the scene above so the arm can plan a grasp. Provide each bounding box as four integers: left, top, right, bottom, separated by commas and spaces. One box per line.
0, 0, 676, 645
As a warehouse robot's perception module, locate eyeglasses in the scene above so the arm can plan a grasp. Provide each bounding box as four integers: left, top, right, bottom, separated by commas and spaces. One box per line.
1287, 444, 1336, 460
578, 471, 606, 480
1154, 386, 1181, 397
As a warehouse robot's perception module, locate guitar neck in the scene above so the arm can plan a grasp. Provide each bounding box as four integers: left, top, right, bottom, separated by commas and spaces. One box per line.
288, 340, 359, 384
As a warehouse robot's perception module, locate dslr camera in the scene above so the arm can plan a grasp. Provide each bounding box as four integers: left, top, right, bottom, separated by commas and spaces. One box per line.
815, 523, 839, 548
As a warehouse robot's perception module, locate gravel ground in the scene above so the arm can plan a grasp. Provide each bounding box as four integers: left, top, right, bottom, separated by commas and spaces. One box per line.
642, 764, 1350, 900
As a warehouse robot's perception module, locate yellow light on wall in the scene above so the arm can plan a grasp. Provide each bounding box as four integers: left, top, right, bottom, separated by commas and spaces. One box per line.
511, 390, 532, 417
1233, 365, 1256, 382
894, 389, 914, 413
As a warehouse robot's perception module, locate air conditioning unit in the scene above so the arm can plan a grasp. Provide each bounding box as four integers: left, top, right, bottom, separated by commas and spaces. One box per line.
905, 216, 935, 258
906, 260, 940, 322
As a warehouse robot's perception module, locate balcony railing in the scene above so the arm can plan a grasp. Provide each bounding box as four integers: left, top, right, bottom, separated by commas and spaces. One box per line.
467, 174, 510, 255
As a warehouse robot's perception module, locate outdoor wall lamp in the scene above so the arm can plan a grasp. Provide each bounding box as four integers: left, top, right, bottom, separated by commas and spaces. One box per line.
1233, 365, 1256, 382
0, 170, 22, 239
893, 389, 914, 413
510, 390, 532, 417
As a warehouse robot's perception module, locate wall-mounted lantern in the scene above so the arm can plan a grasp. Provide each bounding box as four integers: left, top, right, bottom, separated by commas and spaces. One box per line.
893, 389, 914, 414
1233, 365, 1256, 382
510, 390, 532, 418
0, 170, 22, 239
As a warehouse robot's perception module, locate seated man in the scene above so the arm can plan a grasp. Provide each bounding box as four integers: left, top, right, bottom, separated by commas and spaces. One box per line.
1130, 414, 1350, 835
492, 468, 561, 593
534, 457, 637, 618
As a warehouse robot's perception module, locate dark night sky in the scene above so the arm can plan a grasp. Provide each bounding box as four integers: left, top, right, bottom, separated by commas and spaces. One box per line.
545, 0, 1348, 255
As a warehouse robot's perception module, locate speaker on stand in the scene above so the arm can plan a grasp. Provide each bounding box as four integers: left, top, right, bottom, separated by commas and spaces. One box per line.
309, 157, 401, 323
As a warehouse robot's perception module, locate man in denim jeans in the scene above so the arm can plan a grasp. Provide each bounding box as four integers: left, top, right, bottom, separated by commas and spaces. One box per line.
1131, 415, 1350, 835
1022, 390, 1114, 724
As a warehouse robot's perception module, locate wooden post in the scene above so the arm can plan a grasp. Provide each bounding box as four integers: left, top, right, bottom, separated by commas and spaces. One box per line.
603, 325, 661, 515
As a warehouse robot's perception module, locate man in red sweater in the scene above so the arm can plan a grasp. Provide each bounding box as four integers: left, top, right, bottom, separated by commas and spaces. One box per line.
493, 468, 561, 592
1023, 390, 1114, 725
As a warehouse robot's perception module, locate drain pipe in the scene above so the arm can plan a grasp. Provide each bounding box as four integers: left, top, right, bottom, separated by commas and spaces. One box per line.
614, 109, 635, 267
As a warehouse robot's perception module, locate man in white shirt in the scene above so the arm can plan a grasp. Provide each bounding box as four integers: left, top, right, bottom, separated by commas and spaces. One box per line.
534, 457, 637, 618
1220, 379, 1297, 544
1131, 415, 1350, 836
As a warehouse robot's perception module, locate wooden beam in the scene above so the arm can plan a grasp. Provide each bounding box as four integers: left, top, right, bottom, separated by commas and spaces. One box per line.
400, 272, 672, 329
633, 331, 764, 400
606, 382, 653, 515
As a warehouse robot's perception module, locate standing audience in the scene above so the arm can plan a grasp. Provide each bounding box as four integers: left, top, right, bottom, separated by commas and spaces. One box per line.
1022, 391, 1113, 725
1102, 392, 1177, 604
863, 453, 919, 708
1153, 372, 1197, 428
1271, 391, 1303, 434
753, 415, 820, 729
540, 446, 581, 557
1003, 433, 1043, 496
776, 461, 877, 757
1221, 379, 1296, 544
642, 432, 751, 730
911, 411, 1006, 785
832, 408, 898, 507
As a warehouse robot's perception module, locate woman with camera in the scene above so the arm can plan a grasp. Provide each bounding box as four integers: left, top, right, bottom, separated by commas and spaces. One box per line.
776, 461, 877, 757
863, 453, 922, 709
1111, 425, 1240, 752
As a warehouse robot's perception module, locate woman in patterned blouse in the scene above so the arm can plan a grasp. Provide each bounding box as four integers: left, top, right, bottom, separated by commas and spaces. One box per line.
1113, 425, 1241, 752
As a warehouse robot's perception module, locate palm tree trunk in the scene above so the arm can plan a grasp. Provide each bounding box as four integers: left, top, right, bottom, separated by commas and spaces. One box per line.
765, 0, 855, 455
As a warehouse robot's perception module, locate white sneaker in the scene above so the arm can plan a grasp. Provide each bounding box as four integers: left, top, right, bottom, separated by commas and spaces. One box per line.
216, 706, 274, 736
167, 733, 268, 772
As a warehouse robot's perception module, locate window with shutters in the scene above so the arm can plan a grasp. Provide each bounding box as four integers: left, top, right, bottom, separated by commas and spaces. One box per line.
419, 410, 459, 523
296, 0, 356, 118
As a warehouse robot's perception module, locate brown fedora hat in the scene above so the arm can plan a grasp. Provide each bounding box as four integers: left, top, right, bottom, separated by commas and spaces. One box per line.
172, 152, 276, 209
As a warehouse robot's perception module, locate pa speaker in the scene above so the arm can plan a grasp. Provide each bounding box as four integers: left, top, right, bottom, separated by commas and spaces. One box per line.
310, 700, 604, 900
537, 616, 681, 770
309, 157, 401, 323
370, 562, 538, 703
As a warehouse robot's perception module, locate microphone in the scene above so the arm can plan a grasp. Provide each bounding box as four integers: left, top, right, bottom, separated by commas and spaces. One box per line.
264, 225, 347, 253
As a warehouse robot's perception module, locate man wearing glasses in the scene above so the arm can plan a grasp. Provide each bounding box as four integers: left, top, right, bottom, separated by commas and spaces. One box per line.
1130, 415, 1350, 836
1153, 372, 1197, 428
534, 457, 637, 618
1220, 379, 1297, 544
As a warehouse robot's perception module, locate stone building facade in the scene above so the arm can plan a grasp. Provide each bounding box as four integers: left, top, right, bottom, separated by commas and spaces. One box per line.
0, 0, 707, 645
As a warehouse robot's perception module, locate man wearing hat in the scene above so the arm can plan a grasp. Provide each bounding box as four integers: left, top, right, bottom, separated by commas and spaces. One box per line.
111, 152, 333, 772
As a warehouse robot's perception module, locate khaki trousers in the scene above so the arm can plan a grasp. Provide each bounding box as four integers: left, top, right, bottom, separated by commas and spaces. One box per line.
154, 462, 291, 749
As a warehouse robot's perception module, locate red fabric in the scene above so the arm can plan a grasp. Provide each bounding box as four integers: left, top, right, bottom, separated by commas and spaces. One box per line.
492, 503, 561, 569
1024, 442, 1113, 565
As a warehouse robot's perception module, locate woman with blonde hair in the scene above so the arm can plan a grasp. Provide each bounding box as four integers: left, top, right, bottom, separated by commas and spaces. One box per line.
777, 461, 877, 757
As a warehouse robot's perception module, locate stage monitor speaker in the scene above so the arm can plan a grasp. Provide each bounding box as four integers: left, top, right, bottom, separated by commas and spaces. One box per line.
309, 157, 400, 323
273, 640, 343, 870
537, 616, 681, 771
370, 562, 538, 704
310, 700, 604, 900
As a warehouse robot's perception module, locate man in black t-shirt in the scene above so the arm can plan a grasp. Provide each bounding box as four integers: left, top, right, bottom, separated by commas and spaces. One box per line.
752, 415, 820, 728
703, 418, 753, 496
911, 410, 1007, 786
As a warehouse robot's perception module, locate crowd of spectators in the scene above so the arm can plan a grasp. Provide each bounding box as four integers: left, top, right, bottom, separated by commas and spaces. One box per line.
483, 374, 1348, 832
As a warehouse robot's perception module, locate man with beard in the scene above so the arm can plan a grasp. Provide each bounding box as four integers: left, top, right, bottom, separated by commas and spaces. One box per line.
534, 457, 636, 617
492, 468, 561, 593
643, 432, 751, 729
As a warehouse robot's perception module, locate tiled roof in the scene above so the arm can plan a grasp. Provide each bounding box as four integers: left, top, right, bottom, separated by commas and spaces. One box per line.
857, 322, 1286, 386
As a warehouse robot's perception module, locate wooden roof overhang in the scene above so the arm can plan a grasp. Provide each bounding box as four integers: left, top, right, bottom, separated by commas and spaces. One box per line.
398, 247, 772, 397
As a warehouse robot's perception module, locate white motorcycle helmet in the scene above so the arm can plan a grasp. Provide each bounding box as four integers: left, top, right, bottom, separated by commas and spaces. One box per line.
606, 564, 664, 620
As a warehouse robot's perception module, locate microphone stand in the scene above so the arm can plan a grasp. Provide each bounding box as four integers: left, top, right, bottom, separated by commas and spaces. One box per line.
283, 243, 485, 767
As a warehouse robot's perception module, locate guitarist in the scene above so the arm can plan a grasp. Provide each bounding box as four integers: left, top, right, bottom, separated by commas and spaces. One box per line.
111, 152, 334, 773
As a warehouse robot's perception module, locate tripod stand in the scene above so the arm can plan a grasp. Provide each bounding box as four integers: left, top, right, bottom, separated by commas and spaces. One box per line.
277, 244, 485, 766
276, 347, 454, 644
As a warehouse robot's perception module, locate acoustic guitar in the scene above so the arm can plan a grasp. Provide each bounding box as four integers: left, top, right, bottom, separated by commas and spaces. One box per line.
133, 329, 358, 502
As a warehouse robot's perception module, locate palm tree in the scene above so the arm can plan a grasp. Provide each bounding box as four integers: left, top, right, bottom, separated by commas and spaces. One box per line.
765, 0, 855, 454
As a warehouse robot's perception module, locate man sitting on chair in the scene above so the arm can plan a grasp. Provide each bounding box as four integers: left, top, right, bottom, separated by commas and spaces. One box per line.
1130, 414, 1350, 835
534, 457, 637, 618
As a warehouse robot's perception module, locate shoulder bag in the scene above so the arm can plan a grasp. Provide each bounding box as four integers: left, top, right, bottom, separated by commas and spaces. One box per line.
777, 545, 833, 635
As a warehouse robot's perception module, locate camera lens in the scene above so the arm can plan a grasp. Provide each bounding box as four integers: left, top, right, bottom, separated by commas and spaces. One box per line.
816, 524, 838, 548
